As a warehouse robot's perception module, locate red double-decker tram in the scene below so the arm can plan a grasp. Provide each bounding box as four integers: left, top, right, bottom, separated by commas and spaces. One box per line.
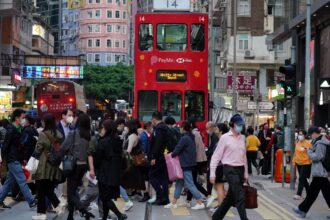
134, 13, 208, 133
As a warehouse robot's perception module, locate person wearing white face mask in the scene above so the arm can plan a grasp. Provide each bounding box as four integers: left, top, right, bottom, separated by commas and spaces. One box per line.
292, 130, 312, 200
57, 109, 74, 142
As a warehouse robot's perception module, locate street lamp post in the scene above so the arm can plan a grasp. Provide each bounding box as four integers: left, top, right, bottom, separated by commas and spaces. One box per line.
232, 0, 238, 113
304, 0, 311, 130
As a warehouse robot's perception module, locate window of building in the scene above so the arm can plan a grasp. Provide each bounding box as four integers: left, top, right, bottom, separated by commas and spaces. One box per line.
215, 77, 227, 90
161, 91, 182, 121
87, 53, 93, 63
115, 11, 120, 18
238, 33, 249, 50
94, 24, 100, 33
95, 0, 100, 3
138, 91, 158, 122
274, 0, 284, 16
238, 0, 250, 16
122, 55, 126, 62
185, 91, 205, 121
115, 54, 121, 62
87, 11, 93, 19
107, 0, 112, 3
107, 24, 112, 32
88, 39, 93, 47
107, 39, 112, 47
123, 0, 126, 4
157, 24, 187, 51
116, 0, 120, 4
123, 11, 126, 19
115, 40, 120, 48
122, 40, 126, 48
139, 24, 153, 51
115, 25, 121, 32
107, 10, 112, 18
191, 24, 205, 51
94, 54, 100, 63
106, 53, 112, 63
88, 0, 93, 4
95, 10, 101, 18
122, 25, 126, 34
88, 24, 93, 33
74, 13, 79, 21
63, 29, 68, 36
95, 39, 100, 47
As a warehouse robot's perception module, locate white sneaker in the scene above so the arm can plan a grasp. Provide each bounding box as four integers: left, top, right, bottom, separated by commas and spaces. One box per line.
32, 213, 47, 220
293, 195, 303, 200
123, 200, 133, 211
191, 203, 205, 210
147, 197, 156, 204
164, 203, 178, 209
206, 196, 215, 208
54, 202, 66, 216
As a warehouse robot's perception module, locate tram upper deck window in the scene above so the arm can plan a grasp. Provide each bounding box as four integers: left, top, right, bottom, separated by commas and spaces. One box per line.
185, 91, 205, 122
191, 24, 205, 51
161, 91, 182, 122
139, 24, 153, 51
157, 24, 187, 51
138, 91, 158, 122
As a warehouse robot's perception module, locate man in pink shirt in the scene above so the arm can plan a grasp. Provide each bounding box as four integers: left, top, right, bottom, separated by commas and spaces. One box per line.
210, 114, 249, 220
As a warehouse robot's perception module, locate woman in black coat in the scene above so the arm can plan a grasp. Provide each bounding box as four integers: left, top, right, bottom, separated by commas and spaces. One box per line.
94, 120, 127, 220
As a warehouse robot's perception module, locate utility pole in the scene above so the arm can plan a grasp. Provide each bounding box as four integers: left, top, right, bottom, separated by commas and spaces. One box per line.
232, 0, 238, 113
209, 0, 215, 111
304, 0, 311, 130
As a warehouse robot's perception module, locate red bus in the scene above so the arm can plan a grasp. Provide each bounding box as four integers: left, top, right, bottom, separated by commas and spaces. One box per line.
36, 80, 87, 119
134, 13, 208, 134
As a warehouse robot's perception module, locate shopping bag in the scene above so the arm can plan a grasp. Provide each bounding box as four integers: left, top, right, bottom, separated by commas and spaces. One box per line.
165, 154, 183, 181
25, 156, 39, 175
244, 182, 258, 209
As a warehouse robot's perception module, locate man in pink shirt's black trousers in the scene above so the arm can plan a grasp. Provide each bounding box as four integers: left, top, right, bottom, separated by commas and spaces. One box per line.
210, 114, 249, 220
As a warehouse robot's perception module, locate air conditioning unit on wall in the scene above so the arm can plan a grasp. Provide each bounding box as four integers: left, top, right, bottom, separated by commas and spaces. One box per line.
244, 50, 255, 59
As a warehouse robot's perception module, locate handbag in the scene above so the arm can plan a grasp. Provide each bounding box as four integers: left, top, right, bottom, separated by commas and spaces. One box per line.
62, 131, 77, 176
244, 182, 258, 209
25, 156, 39, 174
165, 153, 183, 181
130, 144, 147, 167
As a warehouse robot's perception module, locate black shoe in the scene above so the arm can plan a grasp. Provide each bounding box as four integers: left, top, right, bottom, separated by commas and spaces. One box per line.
118, 214, 128, 220
80, 210, 95, 220
138, 193, 150, 203
29, 200, 37, 208
0, 202, 11, 209
155, 199, 169, 206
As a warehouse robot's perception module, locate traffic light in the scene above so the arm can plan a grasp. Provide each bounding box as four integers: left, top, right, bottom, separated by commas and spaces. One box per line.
279, 64, 296, 97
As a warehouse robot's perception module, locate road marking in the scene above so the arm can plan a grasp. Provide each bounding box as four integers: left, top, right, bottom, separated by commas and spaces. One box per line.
254, 199, 282, 220
171, 207, 190, 216
258, 192, 301, 220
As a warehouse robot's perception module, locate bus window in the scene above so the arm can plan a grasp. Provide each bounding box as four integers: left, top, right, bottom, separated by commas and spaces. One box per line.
191, 24, 205, 51
185, 91, 205, 121
157, 24, 187, 51
161, 91, 182, 122
139, 24, 153, 51
138, 91, 157, 122
42, 83, 69, 93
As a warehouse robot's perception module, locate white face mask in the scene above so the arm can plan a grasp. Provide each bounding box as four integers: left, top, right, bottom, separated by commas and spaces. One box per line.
298, 135, 305, 141
20, 118, 26, 127
67, 116, 74, 124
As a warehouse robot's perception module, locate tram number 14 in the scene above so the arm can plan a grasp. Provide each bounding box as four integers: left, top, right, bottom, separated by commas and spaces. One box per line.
167, 0, 178, 8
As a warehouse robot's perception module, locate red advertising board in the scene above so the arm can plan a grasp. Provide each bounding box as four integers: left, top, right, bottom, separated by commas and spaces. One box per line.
227, 71, 256, 94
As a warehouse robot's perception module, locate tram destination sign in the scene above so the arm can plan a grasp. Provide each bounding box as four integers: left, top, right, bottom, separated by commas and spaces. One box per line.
156, 70, 187, 82
153, 0, 190, 11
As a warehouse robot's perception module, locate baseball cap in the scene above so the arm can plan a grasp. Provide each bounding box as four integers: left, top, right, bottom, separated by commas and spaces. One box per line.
230, 114, 245, 126
307, 126, 320, 135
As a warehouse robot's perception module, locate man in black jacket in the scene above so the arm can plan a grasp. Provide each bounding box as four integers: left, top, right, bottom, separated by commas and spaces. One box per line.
0, 109, 36, 208
149, 111, 170, 205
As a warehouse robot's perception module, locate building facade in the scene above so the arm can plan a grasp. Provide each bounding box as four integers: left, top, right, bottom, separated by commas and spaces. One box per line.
79, 0, 130, 66
270, 0, 330, 128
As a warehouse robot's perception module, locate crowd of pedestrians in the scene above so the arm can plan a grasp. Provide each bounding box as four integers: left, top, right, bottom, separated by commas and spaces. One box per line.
0, 108, 329, 220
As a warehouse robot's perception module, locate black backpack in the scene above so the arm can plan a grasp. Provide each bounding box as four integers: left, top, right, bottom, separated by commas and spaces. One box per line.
322, 137, 330, 172
165, 126, 181, 152
44, 132, 63, 166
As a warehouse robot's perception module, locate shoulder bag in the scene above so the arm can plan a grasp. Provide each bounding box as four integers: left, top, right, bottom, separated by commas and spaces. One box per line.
62, 131, 77, 176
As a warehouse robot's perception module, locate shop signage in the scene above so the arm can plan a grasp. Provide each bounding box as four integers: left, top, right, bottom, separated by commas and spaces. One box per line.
156, 70, 186, 82
320, 78, 330, 89
0, 91, 12, 112
227, 71, 256, 94
22, 65, 83, 79
248, 101, 274, 110
12, 69, 22, 85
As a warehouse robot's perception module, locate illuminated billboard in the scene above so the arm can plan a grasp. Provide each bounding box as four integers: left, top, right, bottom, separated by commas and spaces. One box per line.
22, 65, 83, 79
0, 91, 12, 112
156, 70, 186, 82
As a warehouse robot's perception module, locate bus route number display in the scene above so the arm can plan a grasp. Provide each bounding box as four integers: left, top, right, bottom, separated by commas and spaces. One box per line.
156, 70, 186, 82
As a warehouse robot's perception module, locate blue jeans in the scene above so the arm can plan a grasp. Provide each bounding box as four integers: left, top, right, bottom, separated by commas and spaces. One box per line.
174, 170, 202, 200
120, 186, 129, 202
0, 161, 34, 204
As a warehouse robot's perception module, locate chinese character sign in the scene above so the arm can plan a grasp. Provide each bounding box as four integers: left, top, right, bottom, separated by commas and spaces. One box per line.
22, 65, 83, 79
227, 71, 256, 94
0, 91, 12, 112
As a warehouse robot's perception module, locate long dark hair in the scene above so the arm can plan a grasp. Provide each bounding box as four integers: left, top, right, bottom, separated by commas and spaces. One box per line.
43, 113, 57, 136
103, 119, 119, 139
76, 113, 91, 141
126, 119, 138, 135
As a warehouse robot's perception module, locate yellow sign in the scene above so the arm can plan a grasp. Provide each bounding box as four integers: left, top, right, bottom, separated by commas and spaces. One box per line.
68, 0, 85, 9
156, 70, 187, 82
32, 25, 46, 39
0, 91, 12, 112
